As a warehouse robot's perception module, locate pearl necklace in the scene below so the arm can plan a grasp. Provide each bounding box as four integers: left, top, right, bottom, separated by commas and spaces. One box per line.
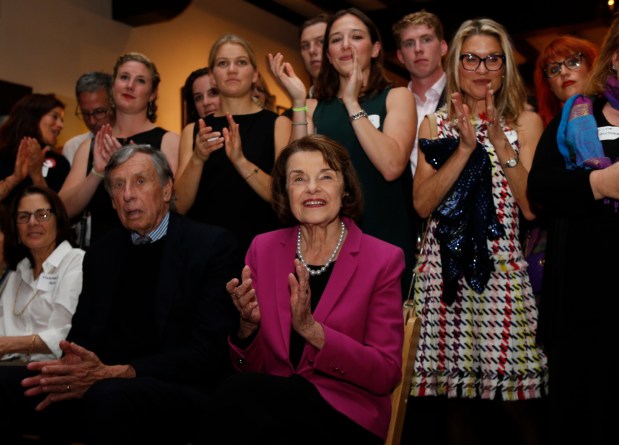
13, 280, 41, 317
297, 221, 346, 276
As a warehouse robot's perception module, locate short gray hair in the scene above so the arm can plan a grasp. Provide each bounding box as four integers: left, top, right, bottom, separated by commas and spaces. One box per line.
75, 71, 112, 96
104, 145, 174, 208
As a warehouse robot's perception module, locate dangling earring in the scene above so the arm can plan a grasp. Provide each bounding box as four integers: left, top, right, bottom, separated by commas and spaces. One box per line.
611, 64, 617, 73
147, 101, 156, 121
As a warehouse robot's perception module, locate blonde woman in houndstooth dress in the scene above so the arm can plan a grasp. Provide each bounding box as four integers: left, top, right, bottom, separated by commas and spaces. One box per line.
409, 19, 548, 440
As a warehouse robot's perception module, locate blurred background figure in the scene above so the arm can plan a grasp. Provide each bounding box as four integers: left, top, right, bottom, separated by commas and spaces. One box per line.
62, 72, 114, 165
299, 13, 329, 99
181, 66, 220, 127
178, 67, 221, 200
0, 94, 70, 206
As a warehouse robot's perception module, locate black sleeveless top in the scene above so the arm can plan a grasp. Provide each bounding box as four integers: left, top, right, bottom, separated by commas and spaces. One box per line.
186, 110, 282, 254
85, 127, 167, 246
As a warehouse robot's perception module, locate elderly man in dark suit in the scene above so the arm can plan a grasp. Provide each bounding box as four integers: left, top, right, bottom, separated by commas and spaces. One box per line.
3, 145, 240, 444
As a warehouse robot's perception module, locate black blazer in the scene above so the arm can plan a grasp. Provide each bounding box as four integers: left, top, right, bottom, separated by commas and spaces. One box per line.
67, 211, 241, 387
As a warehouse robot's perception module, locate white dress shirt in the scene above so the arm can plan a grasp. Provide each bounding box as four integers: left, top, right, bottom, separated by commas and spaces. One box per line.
62, 132, 92, 165
409, 73, 447, 176
0, 241, 85, 361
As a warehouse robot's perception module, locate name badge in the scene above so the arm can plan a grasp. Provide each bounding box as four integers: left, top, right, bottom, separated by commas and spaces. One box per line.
38, 273, 58, 291
598, 126, 619, 140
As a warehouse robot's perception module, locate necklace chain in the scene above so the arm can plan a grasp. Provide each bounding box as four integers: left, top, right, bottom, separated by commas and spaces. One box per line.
13, 280, 41, 317
297, 221, 346, 277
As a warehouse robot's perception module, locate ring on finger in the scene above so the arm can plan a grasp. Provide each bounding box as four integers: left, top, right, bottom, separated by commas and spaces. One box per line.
65, 384, 71, 393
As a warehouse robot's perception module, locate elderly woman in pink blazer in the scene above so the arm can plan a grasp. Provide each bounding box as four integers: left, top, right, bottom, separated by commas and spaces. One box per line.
201, 134, 404, 445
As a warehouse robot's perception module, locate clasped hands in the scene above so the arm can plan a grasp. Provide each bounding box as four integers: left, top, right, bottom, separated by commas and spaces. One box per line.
21, 339, 133, 411
13, 137, 48, 184
226, 260, 319, 342
269, 46, 365, 108
193, 113, 243, 165
452, 83, 505, 152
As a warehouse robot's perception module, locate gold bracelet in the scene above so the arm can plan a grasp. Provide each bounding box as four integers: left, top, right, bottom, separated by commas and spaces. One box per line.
291, 122, 308, 126
27, 333, 36, 358
244, 167, 259, 180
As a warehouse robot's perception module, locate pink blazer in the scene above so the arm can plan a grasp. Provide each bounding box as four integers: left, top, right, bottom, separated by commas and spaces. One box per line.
229, 218, 404, 439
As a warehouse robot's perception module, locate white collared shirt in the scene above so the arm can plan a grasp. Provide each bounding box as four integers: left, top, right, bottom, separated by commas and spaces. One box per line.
62, 131, 93, 165
409, 73, 447, 176
0, 241, 85, 361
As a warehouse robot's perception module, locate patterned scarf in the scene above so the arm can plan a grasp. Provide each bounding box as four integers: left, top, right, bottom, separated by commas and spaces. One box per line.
557, 76, 619, 209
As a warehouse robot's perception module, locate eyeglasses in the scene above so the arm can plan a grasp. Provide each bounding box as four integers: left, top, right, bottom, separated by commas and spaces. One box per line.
543, 52, 584, 78
16, 208, 54, 224
460, 53, 506, 72
75, 107, 110, 121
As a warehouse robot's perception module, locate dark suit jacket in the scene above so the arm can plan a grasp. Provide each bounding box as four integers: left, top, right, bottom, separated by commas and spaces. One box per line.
67, 211, 241, 387
230, 218, 404, 440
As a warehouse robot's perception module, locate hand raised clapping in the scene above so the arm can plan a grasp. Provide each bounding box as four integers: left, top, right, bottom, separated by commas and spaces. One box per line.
93, 124, 123, 173
226, 265, 261, 339
269, 52, 307, 103
193, 119, 223, 163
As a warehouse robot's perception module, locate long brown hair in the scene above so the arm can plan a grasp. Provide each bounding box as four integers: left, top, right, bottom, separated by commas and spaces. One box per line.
315, 8, 393, 101
0, 94, 65, 155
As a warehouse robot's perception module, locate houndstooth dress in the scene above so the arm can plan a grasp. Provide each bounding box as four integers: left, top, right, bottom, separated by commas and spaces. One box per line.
411, 111, 548, 400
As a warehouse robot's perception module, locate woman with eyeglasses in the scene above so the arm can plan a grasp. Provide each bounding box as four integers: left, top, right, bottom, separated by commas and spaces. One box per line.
519, 37, 599, 310
408, 18, 548, 443
0, 185, 84, 365
534, 36, 599, 127
528, 17, 619, 443
0, 94, 70, 207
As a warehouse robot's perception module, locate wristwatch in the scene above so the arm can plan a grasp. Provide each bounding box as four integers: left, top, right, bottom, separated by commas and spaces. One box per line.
502, 153, 519, 168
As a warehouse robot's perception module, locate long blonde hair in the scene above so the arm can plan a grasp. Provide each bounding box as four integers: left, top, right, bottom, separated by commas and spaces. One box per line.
445, 18, 526, 125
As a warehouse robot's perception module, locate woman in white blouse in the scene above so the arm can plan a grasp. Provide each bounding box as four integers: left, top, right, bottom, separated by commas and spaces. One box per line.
0, 185, 84, 363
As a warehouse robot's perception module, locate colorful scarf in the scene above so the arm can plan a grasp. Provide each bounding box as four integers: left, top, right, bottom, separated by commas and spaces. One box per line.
557, 76, 619, 209
556, 95, 611, 170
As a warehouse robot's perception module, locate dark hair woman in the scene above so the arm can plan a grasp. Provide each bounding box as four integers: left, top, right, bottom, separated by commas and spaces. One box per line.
0, 94, 70, 206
